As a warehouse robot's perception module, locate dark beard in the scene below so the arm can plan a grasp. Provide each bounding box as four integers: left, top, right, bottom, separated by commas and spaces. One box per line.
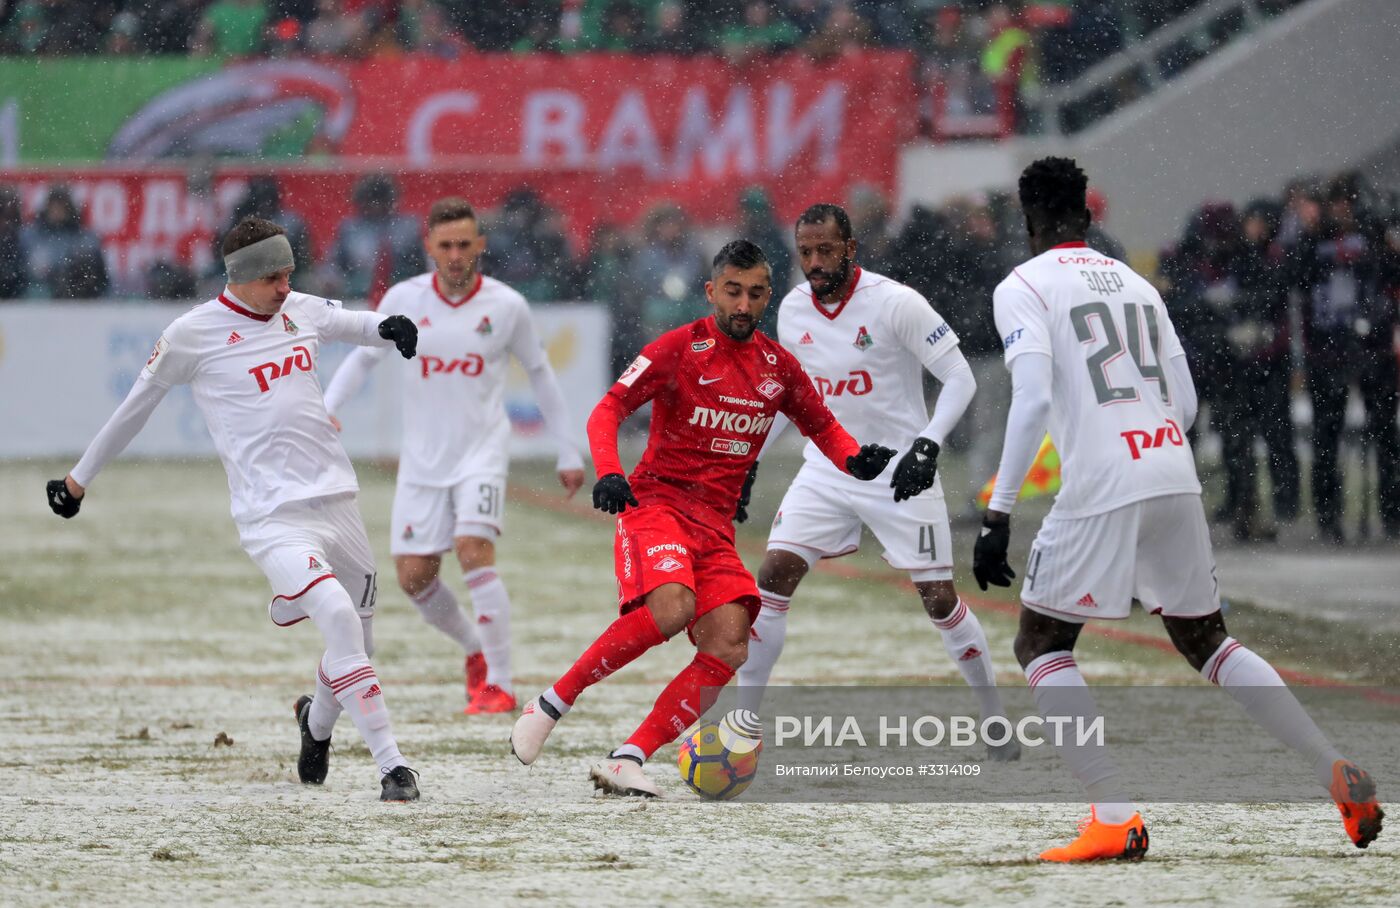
808, 255, 852, 301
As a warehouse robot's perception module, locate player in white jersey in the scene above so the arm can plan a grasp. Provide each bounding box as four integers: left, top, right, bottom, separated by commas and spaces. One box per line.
734, 204, 1016, 759
45, 217, 424, 801
973, 157, 1381, 860
324, 198, 585, 715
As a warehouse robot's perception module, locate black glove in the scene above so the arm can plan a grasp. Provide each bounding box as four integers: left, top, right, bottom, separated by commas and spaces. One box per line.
734, 462, 759, 523
47, 479, 81, 519
378, 315, 418, 359
972, 514, 1015, 591
890, 437, 940, 503
592, 473, 639, 515
845, 443, 897, 481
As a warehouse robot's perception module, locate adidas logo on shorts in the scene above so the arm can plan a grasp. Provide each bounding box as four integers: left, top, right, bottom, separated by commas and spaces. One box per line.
1076, 593, 1097, 608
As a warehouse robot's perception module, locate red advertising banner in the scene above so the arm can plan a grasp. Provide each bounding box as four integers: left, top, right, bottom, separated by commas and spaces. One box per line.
3, 53, 916, 293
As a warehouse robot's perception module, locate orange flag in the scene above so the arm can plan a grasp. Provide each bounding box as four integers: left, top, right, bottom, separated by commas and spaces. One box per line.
977, 435, 1061, 507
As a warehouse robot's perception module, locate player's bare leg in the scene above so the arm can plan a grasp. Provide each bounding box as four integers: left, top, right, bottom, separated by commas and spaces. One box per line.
455, 534, 517, 712
397, 552, 486, 711
511, 583, 686, 765
736, 548, 810, 711
593, 599, 750, 798
1015, 608, 1145, 861
918, 580, 1018, 761
1163, 611, 1383, 848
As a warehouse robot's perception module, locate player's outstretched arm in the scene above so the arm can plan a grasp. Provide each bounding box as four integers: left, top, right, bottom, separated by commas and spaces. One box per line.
508, 313, 586, 488
322, 344, 392, 427
48, 378, 172, 518
846, 443, 897, 480
313, 298, 417, 357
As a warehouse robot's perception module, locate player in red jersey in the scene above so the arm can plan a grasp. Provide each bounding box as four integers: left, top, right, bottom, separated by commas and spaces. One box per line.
510, 240, 896, 795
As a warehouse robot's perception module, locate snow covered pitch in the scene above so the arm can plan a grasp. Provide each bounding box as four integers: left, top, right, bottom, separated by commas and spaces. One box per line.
2, 459, 1392, 906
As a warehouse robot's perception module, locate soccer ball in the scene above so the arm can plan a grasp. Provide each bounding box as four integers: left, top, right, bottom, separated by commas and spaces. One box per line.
677, 709, 763, 801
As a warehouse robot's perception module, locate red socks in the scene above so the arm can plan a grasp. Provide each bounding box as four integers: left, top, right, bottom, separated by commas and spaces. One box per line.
624, 652, 735, 758
553, 606, 667, 705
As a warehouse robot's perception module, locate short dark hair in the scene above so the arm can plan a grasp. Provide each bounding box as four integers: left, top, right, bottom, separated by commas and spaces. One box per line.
221, 216, 286, 256
712, 239, 770, 277
427, 197, 477, 230
1018, 156, 1088, 226
795, 203, 853, 241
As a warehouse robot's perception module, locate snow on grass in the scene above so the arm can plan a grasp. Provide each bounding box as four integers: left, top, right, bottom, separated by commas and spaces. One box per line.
0, 460, 1393, 906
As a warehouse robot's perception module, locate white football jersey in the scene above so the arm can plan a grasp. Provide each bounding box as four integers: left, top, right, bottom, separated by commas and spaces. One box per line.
136, 290, 391, 524
994, 244, 1200, 518
778, 267, 961, 489
327, 272, 559, 486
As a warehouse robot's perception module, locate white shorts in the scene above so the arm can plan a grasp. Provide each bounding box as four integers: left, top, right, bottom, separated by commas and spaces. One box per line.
237, 493, 378, 628
767, 469, 953, 581
1020, 493, 1220, 623
390, 473, 506, 556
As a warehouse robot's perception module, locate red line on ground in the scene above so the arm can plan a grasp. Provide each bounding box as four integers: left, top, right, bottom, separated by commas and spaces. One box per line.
508, 485, 1349, 689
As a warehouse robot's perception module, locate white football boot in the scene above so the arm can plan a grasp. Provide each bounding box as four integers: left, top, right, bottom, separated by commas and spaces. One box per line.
589, 757, 662, 798
510, 697, 558, 765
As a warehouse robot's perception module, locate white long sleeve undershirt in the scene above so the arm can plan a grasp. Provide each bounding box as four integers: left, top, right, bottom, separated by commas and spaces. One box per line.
987, 353, 1053, 515
70, 378, 171, 488
920, 351, 976, 448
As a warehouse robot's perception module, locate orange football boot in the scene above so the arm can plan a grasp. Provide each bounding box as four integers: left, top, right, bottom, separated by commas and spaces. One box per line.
464, 652, 488, 710
1330, 759, 1384, 848
465, 683, 517, 715
1039, 808, 1149, 862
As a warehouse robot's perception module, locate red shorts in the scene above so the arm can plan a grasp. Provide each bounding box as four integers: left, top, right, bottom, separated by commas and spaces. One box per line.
614, 503, 760, 631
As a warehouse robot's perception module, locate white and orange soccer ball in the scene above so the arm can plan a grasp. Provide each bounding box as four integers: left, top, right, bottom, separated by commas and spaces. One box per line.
677, 709, 763, 801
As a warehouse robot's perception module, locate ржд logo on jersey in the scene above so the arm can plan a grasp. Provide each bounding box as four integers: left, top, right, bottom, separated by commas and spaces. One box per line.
420, 354, 484, 378
813, 370, 872, 398
687, 407, 774, 435
248, 345, 313, 392
1121, 419, 1184, 460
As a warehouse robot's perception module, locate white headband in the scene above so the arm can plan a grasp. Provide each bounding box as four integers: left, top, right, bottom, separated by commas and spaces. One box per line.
224, 234, 295, 283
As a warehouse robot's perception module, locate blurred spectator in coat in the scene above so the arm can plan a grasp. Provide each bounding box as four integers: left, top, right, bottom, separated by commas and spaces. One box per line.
1293, 174, 1400, 540
638, 1, 700, 55
329, 173, 422, 304
1085, 187, 1128, 262
738, 186, 792, 336
22, 185, 109, 299
482, 187, 577, 301
1209, 200, 1299, 539
720, 0, 799, 64
0, 184, 29, 299
221, 176, 314, 276
582, 222, 638, 378
627, 202, 708, 342
800, 1, 873, 62
845, 182, 896, 276
192, 0, 268, 56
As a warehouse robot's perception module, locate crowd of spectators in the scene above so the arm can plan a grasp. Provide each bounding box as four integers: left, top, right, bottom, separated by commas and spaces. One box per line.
3, 162, 1395, 544
1162, 171, 1400, 545
0, 2, 1313, 134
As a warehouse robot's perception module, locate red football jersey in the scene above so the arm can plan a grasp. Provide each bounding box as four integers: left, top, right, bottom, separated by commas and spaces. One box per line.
588, 316, 860, 530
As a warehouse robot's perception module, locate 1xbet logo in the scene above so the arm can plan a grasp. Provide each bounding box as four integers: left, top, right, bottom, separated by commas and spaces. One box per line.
1121, 419, 1184, 460
249, 345, 312, 392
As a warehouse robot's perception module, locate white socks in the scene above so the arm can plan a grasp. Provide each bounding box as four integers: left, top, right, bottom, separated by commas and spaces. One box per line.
465, 567, 512, 691
931, 599, 1006, 722
1025, 650, 1136, 825
302, 579, 406, 778
410, 578, 482, 655
1202, 637, 1342, 789
736, 591, 791, 712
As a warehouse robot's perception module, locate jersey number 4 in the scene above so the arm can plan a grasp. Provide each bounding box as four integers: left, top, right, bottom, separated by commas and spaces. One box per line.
1070, 302, 1170, 407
